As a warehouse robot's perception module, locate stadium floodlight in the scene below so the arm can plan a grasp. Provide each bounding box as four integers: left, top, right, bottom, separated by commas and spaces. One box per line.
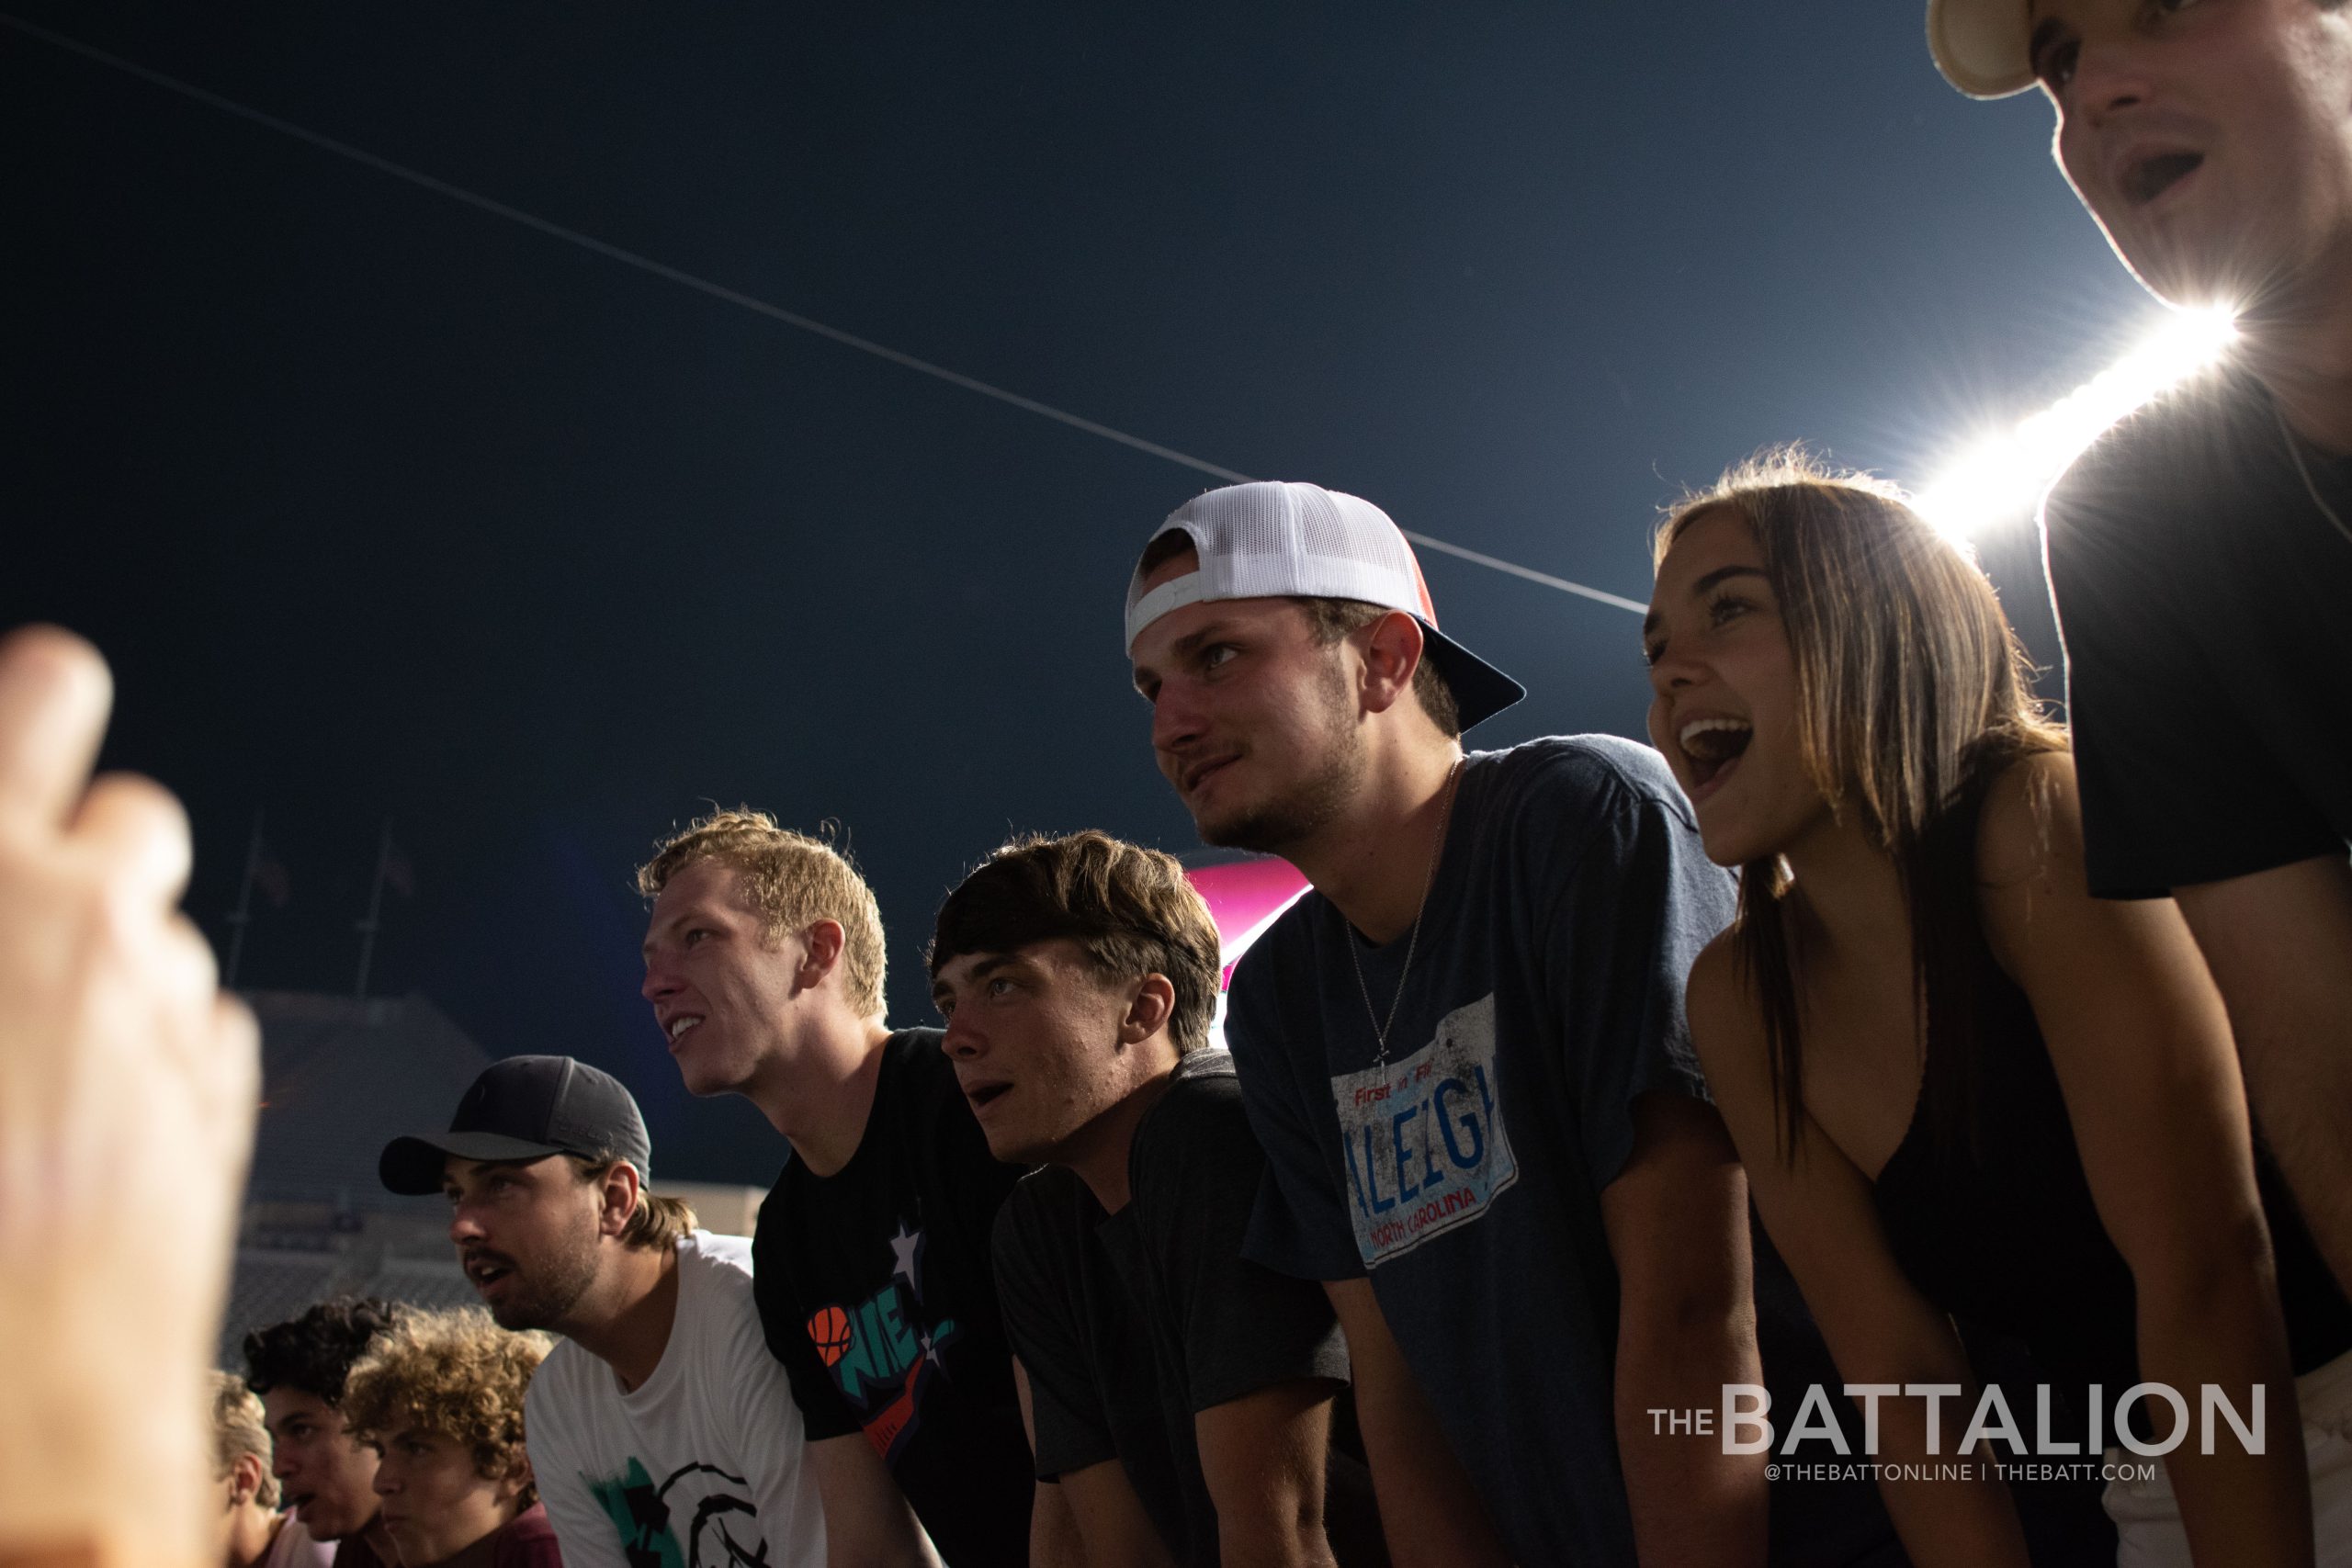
1916, 303, 2239, 544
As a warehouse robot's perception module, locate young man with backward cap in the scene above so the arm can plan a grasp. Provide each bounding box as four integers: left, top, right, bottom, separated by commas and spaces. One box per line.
1121, 481, 1902, 1567
1926, 0, 2352, 1310
379, 1055, 826, 1568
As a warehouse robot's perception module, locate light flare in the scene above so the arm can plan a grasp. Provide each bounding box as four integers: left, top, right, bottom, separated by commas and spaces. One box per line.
1916, 303, 2239, 543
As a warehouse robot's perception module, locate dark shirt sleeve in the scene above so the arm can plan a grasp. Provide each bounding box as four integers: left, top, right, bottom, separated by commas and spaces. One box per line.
2042, 469, 2341, 895
752, 1210, 861, 1441
1132, 1076, 1350, 1413
1227, 953, 1371, 1283
1547, 778, 1728, 1194
990, 1185, 1118, 1481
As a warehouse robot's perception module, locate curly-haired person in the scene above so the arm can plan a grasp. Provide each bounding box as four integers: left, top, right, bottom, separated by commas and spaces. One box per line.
339, 1308, 560, 1568
244, 1297, 406, 1568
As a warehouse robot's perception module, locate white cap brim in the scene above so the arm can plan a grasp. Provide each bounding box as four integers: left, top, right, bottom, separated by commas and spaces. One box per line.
1928, 0, 2037, 99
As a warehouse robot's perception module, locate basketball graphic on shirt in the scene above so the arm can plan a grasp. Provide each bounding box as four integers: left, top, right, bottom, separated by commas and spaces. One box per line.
808, 1304, 854, 1367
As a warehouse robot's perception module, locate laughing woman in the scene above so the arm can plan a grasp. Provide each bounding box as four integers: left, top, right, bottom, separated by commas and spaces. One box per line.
1642, 455, 2352, 1568
340, 1308, 563, 1568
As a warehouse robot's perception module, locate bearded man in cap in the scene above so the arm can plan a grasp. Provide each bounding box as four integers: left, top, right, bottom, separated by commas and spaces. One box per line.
379, 1055, 827, 1568
1120, 481, 1898, 1567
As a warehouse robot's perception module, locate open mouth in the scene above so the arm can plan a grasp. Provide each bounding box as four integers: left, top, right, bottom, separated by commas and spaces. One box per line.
1679, 717, 1753, 793
465, 1254, 516, 1291
965, 1082, 1013, 1111
665, 1014, 703, 1045
2125, 151, 2202, 208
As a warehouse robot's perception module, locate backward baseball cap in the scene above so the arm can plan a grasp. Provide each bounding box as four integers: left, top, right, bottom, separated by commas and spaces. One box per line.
379, 1055, 651, 1196
1123, 480, 1525, 732
1928, 0, 2036, 99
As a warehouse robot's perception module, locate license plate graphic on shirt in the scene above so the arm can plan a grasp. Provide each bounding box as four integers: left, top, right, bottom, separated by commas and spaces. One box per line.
1331, 994, 1516, 1267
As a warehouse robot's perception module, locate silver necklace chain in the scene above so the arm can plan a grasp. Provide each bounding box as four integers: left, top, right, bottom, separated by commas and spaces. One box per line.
1348, 754, 1464, 1069
2274, 398, 2352, 551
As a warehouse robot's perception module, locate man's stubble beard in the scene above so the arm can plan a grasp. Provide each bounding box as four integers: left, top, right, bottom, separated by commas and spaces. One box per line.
1197, 659, 1365, 857
483, 1225, 601, 1333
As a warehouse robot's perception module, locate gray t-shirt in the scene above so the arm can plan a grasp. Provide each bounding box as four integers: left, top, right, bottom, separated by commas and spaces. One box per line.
993, 1051, 1351, 1565
1228, 736, 1725, 1565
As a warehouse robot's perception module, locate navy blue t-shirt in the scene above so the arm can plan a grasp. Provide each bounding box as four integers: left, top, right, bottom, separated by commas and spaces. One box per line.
1227, 737, 1727, 1564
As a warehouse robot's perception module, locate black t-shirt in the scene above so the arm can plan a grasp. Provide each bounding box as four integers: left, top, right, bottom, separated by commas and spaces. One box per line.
2042, 363, 2352, 897
752, 1028, 1033, 1568
1229, 738, 1899, 1566
991, 1051, 1351, 1567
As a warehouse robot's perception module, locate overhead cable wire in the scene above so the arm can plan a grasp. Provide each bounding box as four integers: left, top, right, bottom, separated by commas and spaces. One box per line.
4, 10, 1648, 616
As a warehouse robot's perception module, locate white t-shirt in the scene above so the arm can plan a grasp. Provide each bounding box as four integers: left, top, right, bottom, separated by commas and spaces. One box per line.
525, 1232, 826, 1568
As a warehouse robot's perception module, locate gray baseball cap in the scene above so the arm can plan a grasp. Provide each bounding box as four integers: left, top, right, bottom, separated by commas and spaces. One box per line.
379, 1055, 650, 1196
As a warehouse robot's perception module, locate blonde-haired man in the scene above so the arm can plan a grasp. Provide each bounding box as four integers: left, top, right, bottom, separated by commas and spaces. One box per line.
638, 812, 1035, 1568
379, 1056, 825, 1568
210, 1374, 334, 1568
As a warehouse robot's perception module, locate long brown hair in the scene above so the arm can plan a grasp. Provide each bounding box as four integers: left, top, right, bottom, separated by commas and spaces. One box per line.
1654, 451, 2066, 1162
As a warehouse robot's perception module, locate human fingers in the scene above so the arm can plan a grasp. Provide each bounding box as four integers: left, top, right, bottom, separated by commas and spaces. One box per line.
198, 966, 263, 1144
0, 625, 112, 832
70, 772, 194, 907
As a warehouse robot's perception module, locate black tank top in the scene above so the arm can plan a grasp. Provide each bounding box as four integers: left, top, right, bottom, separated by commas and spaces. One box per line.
1866, 800, 2352, 1424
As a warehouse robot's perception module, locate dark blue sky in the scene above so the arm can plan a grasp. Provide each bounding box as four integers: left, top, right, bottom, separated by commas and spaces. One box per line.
3, 2, 2151, 1183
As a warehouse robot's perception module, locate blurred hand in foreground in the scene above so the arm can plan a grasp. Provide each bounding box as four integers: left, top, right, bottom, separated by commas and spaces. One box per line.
0, 626, 259, 1568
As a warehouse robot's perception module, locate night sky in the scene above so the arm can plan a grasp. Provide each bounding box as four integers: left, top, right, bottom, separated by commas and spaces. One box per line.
3, 3, 2151, 1184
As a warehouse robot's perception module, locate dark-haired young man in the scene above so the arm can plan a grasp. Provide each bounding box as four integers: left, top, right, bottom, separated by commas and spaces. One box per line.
637, 811, 1035, 1567
931, 830, 1374, 1568
378, 1055, 825, 1568
1926, 0, 2352, 1306
243, 1299, 406, 1568
1122, 481, 1897, 1567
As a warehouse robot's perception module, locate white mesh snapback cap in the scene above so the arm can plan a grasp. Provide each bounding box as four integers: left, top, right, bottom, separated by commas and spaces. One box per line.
1928, 0, 2036, 99
1125, 480, 1525, 732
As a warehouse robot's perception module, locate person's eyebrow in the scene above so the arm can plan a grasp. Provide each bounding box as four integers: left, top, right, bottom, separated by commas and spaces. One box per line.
932, 953, 1012, 998
1644, 564, 1769, 640
640, 904, 700, 959
1690, 565, 1768, 596
1169, 620, 1237, 659
1134, 617, 1246, 691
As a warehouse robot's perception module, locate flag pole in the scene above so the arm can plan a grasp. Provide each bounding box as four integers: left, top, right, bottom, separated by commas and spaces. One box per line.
355, 818, 391, 1000
224, 809, 264, 991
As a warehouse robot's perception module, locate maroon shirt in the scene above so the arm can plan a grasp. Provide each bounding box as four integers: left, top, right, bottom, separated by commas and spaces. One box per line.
387, 1505, 563, 1568
487, 1504, 561, 1568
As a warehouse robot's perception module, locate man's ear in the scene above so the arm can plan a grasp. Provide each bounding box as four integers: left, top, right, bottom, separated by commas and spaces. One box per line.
1358, 610, 1428, 717
596, 1160, 644, 1240
494, 1450, 534, 1505
796, 919, 847, 991
230, 1451, 267, 1507
1121, 973, 1178, 1047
